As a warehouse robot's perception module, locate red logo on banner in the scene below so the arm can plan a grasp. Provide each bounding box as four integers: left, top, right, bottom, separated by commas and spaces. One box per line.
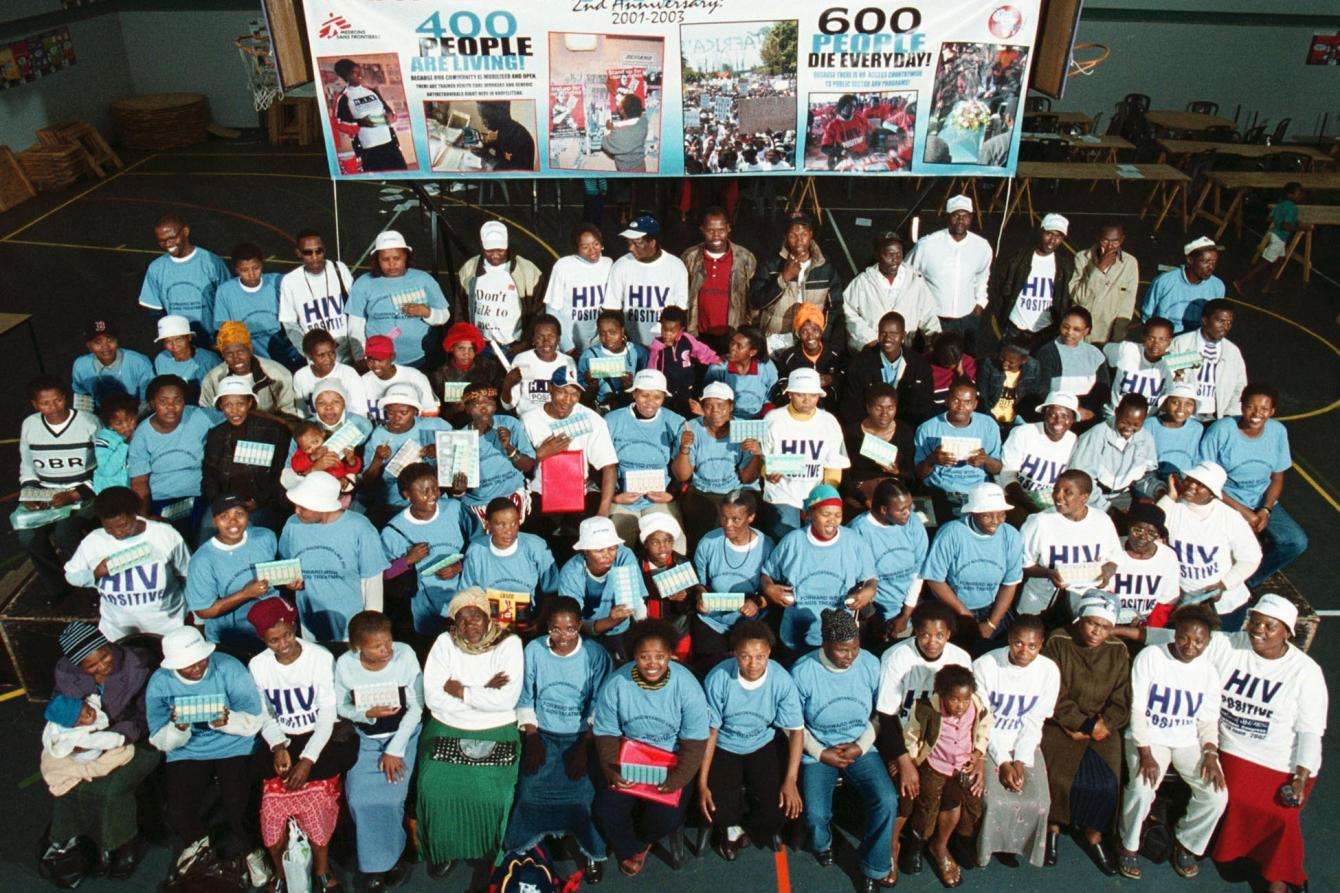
319, 14, 351, 39
988, 6, 1023, 39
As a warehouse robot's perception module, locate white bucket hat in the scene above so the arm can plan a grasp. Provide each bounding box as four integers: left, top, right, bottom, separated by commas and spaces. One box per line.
1250, 593, 1298, 635
784, 367, 825, 395
286, 470, 343, 513
155, 315, 192, 341
1159, 382, 1198, 406
963, 482, 1012, 514
214, 375, 254, 404
1076, 595, 1118, 625
626, 369, 669, 395
378, 383, 422, 412
374, 230, 409, 253
161, 626, 215, 671
1039, 391, 1079, 413
638, 512, 683, 544
574, 516, 622, 551
1183, 461, 1227, 500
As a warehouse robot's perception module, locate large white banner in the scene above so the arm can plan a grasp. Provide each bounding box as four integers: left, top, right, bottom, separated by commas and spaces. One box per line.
302, 0, 1040, 179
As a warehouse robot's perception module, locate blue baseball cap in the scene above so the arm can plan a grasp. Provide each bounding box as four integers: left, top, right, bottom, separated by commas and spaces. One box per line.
549, 367, 585, 391
620, 214, 661, 240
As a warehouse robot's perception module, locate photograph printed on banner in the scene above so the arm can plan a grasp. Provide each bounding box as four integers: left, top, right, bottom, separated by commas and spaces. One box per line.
317, 53, 419, 175
804, 91, 916, 172
679, 20, 797, 175
424, 99, 538, 173
548, 33, 664, 173
923, 41, 1028, 167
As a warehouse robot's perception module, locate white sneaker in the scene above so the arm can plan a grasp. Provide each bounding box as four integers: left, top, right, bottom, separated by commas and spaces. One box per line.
247, 848, 274, 888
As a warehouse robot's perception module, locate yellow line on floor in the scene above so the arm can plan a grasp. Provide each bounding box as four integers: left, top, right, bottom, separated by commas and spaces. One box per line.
1, 238, 303, 264
0, 688, 27, 703
1293, 462, 1340, 515
0, 153, 159, 242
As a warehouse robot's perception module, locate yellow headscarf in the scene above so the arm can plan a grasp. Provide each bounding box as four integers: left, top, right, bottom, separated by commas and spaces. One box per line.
215, 321, 252, 351
792, 302, 826, 335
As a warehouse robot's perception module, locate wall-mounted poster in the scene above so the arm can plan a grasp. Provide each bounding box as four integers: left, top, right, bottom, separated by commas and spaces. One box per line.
0, 27, 75, 90
1306, 34, 1340, 65
300, 1, 1043, 179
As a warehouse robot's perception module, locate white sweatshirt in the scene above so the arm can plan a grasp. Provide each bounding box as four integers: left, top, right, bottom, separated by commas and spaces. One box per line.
1128, 642, 1221, 750
64, 519, 189, 640
1018, 507, 1123, 615
875, 637, 971, 721
422, 633, 524, 730
972, 648, 1059, 766
250, 641, 338, 764
1148, 628, 1326, 774
1157, 496, 1262, 614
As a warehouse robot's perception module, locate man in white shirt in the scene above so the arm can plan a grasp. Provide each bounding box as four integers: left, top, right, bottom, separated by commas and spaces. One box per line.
279, 230, 353, 362
601, 214, 689, 347
843, 231, 940, 350
906, 195, 993, 352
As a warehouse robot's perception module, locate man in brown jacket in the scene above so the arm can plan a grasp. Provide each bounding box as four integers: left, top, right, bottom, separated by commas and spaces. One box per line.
681, 207, 757, 355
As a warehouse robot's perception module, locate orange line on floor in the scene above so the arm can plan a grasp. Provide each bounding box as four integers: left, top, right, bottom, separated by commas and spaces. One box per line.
80, 195, 296, 245
773, 847, 791, 893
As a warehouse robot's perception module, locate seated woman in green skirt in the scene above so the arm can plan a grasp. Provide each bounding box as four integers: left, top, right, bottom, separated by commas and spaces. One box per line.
418, 588, 524, 879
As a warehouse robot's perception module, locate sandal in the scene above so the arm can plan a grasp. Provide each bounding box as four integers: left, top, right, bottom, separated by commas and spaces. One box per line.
929, 848, 962, 889
618, 847, 650, 877
1171, 842, 1199, 879
1118, 848, 1142, 880
315, 872, 341, 890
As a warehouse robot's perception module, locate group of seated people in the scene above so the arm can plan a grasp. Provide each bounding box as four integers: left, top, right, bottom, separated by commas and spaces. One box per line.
17, 199, 1320, 893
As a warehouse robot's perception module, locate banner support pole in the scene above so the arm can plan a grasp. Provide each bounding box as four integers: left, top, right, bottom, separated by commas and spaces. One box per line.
332, 179, 342, 262
995, 178, 1013, 258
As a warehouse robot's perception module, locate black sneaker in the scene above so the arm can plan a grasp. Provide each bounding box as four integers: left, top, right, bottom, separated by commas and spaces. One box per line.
108, 838, 142, 880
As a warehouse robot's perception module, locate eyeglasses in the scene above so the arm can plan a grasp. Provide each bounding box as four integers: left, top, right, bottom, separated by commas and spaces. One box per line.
299, 247, 325, 256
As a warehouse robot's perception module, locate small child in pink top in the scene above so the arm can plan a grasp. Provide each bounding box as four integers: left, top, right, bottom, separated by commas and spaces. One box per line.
901, 664, 991, 886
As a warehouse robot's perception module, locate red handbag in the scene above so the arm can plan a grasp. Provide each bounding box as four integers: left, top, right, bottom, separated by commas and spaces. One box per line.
539, 449, 586, 513
616, 738, 682, 806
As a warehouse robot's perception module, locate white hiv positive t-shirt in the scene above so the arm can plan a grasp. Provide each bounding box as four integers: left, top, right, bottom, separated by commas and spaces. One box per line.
603, 252, 689, 346
1104, 341, 1169, 418
65, 520, 189, 640
1103, 543, 1181, 623
1001, 422, 1076, 493
1007, 252, 1057, 332
471, 263, 524, 344
508, 351, 576, 412
1018, 508, 1123, 614
760, 407, 850, 509
876, 637, 972, 720
341, 84, 393, 148
279, 262, 352, 345
545, 255, 612, 352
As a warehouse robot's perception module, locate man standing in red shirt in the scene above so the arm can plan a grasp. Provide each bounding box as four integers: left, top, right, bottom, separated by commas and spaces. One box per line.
681, 207, 758, 354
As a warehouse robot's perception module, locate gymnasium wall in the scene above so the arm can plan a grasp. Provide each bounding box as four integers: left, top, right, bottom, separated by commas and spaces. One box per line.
1053, 0, 1340, 139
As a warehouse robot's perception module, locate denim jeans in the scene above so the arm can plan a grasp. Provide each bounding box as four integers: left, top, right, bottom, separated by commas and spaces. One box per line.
801, 750, 896, 879
1247, 504, 1308, 587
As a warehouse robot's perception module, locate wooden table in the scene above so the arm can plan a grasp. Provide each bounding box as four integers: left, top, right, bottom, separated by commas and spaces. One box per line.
1158, 139, 1332, 170
1191, 171, 1340, 239
994, 162, 1190, 231
1251, 204, 1340, 284
0, 313, 44, 373
1023, 132, 1134, 163
1146, 110, 1236, 133
1051, 111, 1094, 133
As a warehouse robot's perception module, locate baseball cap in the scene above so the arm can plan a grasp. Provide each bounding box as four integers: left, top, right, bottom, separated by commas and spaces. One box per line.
701, 382, 735, 402
1183, 236, 1221, 256
374, 230, 409, 253
1041, 213, 1069, 235
210, 493, 250, 518
549, 367, 585, 391
84, 319, 117, 341
626, 369, 669, 394
480, 221, 508, 251
946, 195, 973, 213
364, 335, 395, 361
620, 214, 661, 240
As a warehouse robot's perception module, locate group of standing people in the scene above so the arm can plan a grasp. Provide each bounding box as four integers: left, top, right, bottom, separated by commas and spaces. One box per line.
16, 195, 1320, 892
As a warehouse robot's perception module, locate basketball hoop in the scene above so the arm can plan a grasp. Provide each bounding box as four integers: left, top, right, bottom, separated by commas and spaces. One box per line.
236, 34, 281, 111
1067, 43, 1110, 78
